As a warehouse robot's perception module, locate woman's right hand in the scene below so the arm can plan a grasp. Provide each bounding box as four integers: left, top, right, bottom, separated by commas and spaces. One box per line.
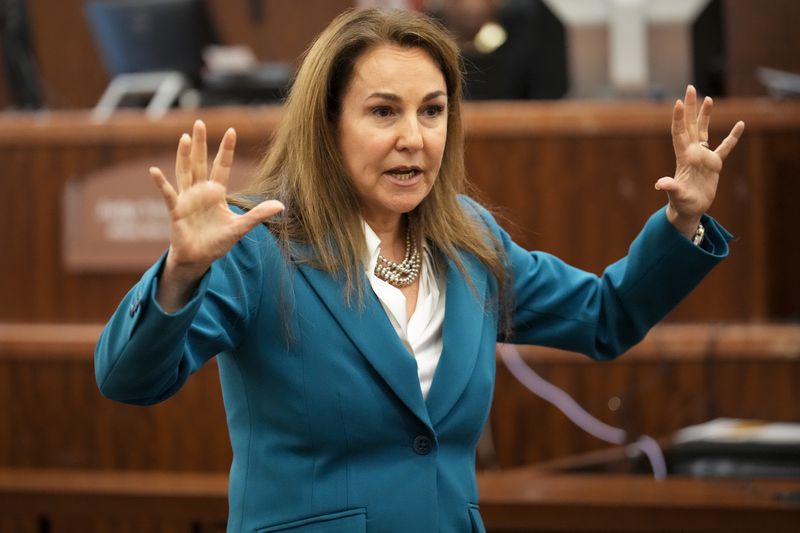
150, 120, 284, 312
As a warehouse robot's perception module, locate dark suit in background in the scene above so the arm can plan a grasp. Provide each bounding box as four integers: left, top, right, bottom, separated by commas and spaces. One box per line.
0, 0, 42, 108
432, 0, 568, 100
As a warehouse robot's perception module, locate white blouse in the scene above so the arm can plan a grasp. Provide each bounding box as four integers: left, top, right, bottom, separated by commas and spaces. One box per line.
363, 222, 445, 399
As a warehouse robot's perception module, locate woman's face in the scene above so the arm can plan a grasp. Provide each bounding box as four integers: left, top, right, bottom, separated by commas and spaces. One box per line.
337, 44, 448, 226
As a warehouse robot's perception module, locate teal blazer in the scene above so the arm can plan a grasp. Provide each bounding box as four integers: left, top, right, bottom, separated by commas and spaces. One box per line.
95, 199, 731, 532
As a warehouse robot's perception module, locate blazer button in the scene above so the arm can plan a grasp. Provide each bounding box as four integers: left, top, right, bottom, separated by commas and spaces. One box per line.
413, 435, 433, 455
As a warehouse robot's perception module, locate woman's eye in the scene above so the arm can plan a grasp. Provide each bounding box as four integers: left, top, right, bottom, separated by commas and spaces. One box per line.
371, 106, 393, 118
422, 105, 445, 118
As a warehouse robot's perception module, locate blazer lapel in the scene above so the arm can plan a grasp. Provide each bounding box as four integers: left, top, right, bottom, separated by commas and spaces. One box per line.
296, 259, 433, 430
425, 252, 489, 427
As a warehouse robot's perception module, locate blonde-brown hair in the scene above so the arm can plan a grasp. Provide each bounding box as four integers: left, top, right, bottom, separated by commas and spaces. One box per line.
232, 7, 507, 306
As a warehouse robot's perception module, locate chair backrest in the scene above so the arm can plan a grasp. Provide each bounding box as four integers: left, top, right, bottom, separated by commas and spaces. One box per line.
84, 0, 213, 77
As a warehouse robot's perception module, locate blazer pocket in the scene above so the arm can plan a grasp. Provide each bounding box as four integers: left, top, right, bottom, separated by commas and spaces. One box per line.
255, 507, 367, 533
468, 503, 487, 533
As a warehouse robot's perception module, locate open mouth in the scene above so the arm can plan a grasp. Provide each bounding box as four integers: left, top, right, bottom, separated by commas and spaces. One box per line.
385, 166, 422, 181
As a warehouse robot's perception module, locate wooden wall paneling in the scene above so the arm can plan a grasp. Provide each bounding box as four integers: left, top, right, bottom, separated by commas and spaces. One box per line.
743, 132, 770, 319
47, 516, 207, 533
763, 132, 800, 320
0, 349, 11, 465
466, 134, 666, 266
1, 323, 797, 478
0, 467, 230, 533
490, 365, 535, 465
0, 101, 797, 323
724, 0, 800, 97
31, 143, 66, 320
0, 110, 285, 323
491, 355, 713, 468
0, 517, 38, 533
27, 0, 108, 109
0, 144, 24, 315
477, 470, 800, 533
0, 146, 35, 320
0, 43, 11, 109
611, 359, 712, 441
463, 106, 764, 321
11, 142, 136, 323
7, 143, 52, 321
3, 466, 800, 533
0, 322, 229, 531
491, 324, 800, 468
709, 324, 800, 421
713, 359, 800, 422
1, 346, 231, 471
206, 0, 353, 66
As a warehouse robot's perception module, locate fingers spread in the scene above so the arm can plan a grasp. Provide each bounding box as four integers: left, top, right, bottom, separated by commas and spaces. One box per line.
684, 85, 698, 141
251, 200, 286, 221
235, 200, 285, 236
715, 121, 745, 160
697, 96, 713, 142
175, 134, 192, 192
149, 167, 178, 211
654, 176, 678, 192
211, 128, 237, 188
671, 100, 689, 153
190, 120, 208, 185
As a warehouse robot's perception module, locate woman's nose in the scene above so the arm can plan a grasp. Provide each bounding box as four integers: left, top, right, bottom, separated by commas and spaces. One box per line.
395, 116, 424, 151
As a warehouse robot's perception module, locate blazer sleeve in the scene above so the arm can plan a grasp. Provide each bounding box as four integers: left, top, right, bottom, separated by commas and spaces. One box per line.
94, 221, 275, 405
476, 202, 733, 359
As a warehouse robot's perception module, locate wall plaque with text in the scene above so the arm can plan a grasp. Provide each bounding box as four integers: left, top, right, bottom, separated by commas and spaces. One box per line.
63, 155, 253, 272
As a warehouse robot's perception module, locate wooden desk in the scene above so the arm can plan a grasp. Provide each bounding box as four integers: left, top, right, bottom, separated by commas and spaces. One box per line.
0, 468, 228, 519
1, 467, 797, 533
0, 468, 228, 533
2, 323, 798, 471
1, 323, 798, 532
478, 469, 800, 533
491, 324, 800, 467
0, 323, 231, 472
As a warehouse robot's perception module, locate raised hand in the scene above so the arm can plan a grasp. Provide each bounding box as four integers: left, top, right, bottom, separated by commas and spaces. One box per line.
655, 85, 745, 239
150, 120, 284, 311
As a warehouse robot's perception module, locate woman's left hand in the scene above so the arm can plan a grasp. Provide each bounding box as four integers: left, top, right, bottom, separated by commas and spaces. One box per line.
655, 85, 745, 239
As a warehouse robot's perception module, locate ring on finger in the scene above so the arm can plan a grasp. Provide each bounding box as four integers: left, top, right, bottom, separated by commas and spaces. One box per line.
699, 141, 710, 149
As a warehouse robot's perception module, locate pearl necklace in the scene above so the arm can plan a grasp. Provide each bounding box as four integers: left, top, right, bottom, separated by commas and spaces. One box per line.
374, 222, 421, 288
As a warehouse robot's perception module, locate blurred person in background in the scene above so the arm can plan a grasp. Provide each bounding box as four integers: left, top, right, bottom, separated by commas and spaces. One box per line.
427, 0, 568, 99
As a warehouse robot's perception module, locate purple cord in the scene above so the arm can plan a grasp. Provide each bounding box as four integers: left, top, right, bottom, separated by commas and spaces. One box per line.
498, 343, 667, 480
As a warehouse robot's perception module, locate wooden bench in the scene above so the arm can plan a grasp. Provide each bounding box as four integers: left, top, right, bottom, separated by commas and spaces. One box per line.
1, 465, 799, 533
0, 323, 231, 472
2, 322, 799, 471
492, 323, 800, 466
0, 468, 227, 533
1, 322, 799, 532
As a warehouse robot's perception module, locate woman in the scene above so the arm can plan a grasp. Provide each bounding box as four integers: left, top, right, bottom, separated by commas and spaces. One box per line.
95, 8, 744, 533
